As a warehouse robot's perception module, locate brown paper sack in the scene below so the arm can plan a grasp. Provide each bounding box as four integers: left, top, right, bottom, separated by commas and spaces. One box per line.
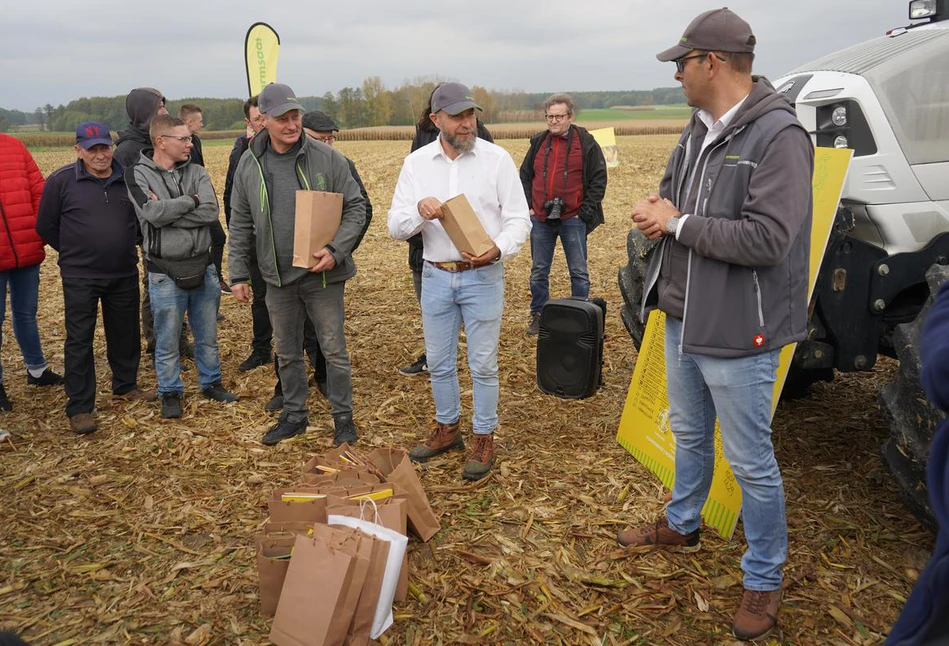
327, 496, 409, 602
268, 489, 328, 524
343, 529, 390, 646
304, 470, 381, 488
269, 527, 369, 646
292, 190, 342, 269
367, 448, 440, 541
256, 535, 295, 618
440, 194, 494, 258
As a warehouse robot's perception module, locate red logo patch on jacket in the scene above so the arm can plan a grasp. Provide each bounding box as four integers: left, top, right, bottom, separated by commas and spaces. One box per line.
753, 334, 765, 347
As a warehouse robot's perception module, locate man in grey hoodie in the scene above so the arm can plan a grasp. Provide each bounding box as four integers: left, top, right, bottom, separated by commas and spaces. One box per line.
228, 83, 366, 447
125, 115, 238, 419
614, 8, 814, 641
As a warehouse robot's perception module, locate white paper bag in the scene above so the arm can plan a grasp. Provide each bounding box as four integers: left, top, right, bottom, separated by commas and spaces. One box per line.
328, 511, 408, 639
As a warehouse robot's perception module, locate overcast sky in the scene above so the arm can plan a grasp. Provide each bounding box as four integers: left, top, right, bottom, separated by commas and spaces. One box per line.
3, 0, 909, 112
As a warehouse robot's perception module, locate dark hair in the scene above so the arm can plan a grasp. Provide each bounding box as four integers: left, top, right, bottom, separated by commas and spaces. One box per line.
243, 95, 259, 119
715, 51, 754, 74
149, 114, 187, 142
416, 84, 441, 134
178, 103, 201, 119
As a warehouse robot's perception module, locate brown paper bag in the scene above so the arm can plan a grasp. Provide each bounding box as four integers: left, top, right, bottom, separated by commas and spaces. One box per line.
269, 529, 364, 646
292, 190, 342, 269
256, 535, 295, 618
261, 521, 314, 536
304, 470, 381, 487
344, 531, 390, 646
268, 489, 328, 524
440, 194, 494, 257
309, 524, 373, 644
327, 496, 409, 602
368, 448, 441, 541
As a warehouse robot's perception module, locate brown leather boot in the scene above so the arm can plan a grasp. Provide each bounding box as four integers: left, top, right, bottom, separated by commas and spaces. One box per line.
732, 588, 782, 640
616, 517, 701, 552
462, 434, 495, 481
409, 420, 463, 462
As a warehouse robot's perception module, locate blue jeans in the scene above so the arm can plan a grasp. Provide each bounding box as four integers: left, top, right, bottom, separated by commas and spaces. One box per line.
0, 264, 47, 383
664, 315, 787, 591
421, 261, 504, 435
529, 215, 589, 314
148, 265, 222, 394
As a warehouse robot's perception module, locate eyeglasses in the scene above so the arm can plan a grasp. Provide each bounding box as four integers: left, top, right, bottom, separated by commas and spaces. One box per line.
545, 113, 571, 122
314, 135, 336, 144
160, 134, 193, 143
674, 52, 729, 73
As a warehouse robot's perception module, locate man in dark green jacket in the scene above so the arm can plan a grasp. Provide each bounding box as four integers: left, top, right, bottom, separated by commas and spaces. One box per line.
228, 83, 366, 447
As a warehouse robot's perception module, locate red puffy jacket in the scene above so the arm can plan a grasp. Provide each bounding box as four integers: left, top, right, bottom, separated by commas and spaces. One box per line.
0, 134, 46, 271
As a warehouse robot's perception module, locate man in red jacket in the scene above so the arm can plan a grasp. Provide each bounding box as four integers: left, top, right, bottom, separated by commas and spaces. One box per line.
0, 133, 64, 411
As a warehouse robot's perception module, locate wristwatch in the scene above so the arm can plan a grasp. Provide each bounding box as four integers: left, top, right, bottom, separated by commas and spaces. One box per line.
665, 216, 680, 235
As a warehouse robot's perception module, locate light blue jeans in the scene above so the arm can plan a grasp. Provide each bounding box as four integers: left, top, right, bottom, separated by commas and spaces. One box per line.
529, 215, 589, 314
0, 264, 47, 383
421, 261, 504, 435
664, 315, 787, 591
148, 265, 222, 395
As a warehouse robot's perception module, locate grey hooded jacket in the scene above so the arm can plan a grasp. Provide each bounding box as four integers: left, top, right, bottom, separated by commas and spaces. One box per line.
227, 130, 366, 288
642, 77, 814, 358
125, 150, 218, 266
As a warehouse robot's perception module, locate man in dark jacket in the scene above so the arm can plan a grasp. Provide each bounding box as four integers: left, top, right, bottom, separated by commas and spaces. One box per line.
224, 96, 274, 371
36, 122, 156, 435
885, 280, 949, 645
399, 93, 494, 376
519, 93, 607, 335
126, 115, 238, 419
114, 88, 168, 168
229, 83, 366, 447
614, 9, 813, 641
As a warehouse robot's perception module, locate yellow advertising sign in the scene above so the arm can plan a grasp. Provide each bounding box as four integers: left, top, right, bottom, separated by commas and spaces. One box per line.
590, 127, 619, 168
245, 22, 281, 98
616, 147, 853, 538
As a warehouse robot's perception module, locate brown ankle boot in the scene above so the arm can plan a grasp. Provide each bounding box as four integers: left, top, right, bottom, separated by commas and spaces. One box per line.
462, 434, 495, 481
409, 420, 463, 462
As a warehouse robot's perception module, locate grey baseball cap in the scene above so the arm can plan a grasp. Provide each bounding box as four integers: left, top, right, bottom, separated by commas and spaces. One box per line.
431, 82, 482, 116
258, 83, 304, 117
656, 7, 756, 62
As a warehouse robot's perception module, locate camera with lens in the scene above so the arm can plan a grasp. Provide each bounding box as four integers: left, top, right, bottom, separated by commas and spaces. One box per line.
544, 197, 565, 220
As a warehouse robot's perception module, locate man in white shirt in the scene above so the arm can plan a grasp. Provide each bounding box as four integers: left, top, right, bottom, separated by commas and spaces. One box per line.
388, 82, 530, 480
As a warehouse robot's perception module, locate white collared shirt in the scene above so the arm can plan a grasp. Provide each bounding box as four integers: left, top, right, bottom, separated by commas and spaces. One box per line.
388, 137, 530, 262
677, 94, 749, 238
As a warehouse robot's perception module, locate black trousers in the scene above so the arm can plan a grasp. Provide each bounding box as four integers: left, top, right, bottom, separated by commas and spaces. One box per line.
63, 275, 141, 416
248, 244, 274, 356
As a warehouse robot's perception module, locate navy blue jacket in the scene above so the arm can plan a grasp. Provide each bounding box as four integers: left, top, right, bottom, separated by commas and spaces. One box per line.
35, 160, 139, 279
886, 280, 949, 644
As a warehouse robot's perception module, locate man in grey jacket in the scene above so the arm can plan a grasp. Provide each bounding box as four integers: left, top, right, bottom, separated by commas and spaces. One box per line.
228, 83, 366, 447
615, 8, 813, 642
126, 115, 238, 419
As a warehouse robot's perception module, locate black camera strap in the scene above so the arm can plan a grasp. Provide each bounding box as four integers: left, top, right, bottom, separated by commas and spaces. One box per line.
542, 126, 575, 204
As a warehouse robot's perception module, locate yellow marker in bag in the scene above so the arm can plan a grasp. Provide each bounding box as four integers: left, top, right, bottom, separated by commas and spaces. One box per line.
281, 492, 328, 502
347, 488, 393, 502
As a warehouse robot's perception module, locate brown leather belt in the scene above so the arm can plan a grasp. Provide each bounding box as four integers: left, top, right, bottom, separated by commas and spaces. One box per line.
430, 261, 474, 273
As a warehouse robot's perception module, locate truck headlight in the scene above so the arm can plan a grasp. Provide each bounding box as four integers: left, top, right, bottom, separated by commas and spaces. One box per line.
909, 0, 937, 19
831, 106, 848, 127
834, 136, 849, 149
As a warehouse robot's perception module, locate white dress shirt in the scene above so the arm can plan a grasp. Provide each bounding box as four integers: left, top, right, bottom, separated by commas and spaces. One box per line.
677, 94, 749, 238
388, 137, 530, 262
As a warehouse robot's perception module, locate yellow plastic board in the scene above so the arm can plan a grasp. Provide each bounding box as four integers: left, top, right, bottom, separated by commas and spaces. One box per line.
590, 127, 619, 168
616, 147, 853, 539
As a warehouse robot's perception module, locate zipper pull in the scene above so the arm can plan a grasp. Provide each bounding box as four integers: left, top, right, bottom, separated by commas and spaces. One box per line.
706, 176, 712, 192
104, 189, 109, 204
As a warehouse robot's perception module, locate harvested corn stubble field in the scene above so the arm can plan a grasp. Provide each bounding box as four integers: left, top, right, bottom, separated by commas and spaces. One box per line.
0, 137, 933, 645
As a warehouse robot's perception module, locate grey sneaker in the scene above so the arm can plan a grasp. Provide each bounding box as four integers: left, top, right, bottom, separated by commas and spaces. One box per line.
527, 312, 541, 336
333, 413, 358, 447
399, 354, 428, 376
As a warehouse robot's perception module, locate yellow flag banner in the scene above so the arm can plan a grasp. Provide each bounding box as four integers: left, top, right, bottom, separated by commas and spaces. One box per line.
616, 147, 853, 539
589, 127, 619, 168
245, 22, 280, 98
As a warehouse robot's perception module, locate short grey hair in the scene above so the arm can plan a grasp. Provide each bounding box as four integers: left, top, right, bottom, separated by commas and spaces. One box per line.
544, 93, 577, 116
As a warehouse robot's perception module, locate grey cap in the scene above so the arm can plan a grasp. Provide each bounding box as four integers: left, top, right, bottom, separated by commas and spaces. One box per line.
258, 82, 304, 117
302, 110, 338, 132
431, 82, 482, 116
656, 7, 756, 62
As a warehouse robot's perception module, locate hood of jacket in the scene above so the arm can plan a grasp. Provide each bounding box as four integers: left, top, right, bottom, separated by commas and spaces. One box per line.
125, 87, 165, 130
714, 76, 794, 136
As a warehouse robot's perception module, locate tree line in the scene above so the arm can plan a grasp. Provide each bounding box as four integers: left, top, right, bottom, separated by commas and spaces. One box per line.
3, 78, 685, 133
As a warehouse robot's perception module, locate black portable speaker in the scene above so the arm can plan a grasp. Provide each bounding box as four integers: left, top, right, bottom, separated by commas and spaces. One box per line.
536, 297, 606, 399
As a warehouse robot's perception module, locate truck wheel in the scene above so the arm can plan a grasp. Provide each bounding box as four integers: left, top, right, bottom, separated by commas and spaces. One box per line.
879, 263, 948, 530
618, 229, 658, 350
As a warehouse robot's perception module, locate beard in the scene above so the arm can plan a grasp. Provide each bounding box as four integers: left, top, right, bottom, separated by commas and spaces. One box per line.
443, 131, 475, 154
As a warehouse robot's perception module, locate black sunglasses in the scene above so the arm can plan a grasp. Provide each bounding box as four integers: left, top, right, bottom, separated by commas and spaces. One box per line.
675, 52, 729, 73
